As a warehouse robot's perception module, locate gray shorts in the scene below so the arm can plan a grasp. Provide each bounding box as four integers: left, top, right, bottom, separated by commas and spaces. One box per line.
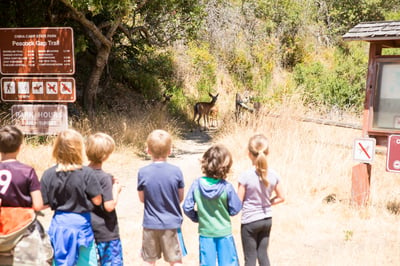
141, 228, 183, 263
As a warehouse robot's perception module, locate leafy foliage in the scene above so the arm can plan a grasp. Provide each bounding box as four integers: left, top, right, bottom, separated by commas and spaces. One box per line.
294, 43, 367, 110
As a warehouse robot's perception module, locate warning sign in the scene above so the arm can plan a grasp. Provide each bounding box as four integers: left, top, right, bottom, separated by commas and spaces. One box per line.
1, 77, 75, 102
353, 138, 376, 163
0, 27, 74, 75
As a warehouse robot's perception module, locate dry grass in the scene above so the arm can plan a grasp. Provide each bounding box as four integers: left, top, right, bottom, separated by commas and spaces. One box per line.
15, 98, 400, 265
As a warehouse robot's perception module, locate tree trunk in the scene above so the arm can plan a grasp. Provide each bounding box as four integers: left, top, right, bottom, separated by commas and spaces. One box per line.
84, 45, 111, 118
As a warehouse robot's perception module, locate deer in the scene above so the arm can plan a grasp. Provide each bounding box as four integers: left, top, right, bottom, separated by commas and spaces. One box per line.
193, 92, 219, 130
209, 106, 218, 128
235, 91, 254, 121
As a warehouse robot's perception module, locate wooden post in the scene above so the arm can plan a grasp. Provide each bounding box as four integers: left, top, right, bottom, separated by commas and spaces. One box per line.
351, 163, 371, 206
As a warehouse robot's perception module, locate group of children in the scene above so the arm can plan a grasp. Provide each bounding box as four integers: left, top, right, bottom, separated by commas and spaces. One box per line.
0, 125, 285, 266
0, 126, 122, 266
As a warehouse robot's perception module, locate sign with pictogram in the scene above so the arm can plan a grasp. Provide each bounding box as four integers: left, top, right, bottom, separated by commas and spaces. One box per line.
353, 138, 376, 163
0, 27, 74, 75
11, 104, 68, 135
386, 135, 400, 172
1, 77, 75, 102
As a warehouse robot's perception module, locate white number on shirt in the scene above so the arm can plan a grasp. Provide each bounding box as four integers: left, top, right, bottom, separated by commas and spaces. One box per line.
0, 169, 12, 194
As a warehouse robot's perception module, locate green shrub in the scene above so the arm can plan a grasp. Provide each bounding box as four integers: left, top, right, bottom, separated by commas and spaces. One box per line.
293, 44, 366, 111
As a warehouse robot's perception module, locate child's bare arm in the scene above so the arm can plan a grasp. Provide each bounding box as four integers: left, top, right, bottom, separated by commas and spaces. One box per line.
138, 190, 144, 203
237, 183, 246, 202
30, 190, 44, 211
271, 182, 285, 205
178, 187, 184, 203
91, 194, 102, 206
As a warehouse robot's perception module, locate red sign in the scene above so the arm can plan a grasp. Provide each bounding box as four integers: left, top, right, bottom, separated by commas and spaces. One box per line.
0, 27, 74, 75
1, 77, 75, 102
386, 135, 400, 172
11, 104, 68, 135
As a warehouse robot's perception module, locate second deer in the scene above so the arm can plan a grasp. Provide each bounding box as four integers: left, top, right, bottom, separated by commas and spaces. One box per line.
193, 92, 219, 130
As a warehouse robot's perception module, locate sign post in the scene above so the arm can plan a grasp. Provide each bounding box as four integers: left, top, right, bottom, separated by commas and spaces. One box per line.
351, 138, 376, 206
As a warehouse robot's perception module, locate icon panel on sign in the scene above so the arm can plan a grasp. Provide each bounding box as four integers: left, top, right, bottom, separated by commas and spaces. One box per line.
46, 82, 58, 94
18, 82, 29, 94
60, 82, 72, 94
4, 81, 15, 94
32, 82, 44, 94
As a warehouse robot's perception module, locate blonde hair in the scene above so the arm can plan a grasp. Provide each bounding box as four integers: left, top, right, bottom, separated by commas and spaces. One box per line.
52, 129, 84, 171
146, 129, 172, 159
248, 134, 269, 186
86, 132, 115, 164
201, 144, 233, 180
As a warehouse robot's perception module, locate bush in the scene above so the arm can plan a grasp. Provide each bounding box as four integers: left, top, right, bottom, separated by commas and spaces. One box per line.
293, 44, 366, 111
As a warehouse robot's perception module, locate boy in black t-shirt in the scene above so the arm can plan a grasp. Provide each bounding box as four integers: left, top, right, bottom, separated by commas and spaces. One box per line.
86, 132, 123, 266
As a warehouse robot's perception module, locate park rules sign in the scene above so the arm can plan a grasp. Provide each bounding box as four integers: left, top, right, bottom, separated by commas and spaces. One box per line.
0, 27, 74, 75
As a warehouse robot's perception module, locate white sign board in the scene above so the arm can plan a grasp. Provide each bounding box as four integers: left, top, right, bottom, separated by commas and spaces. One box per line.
353, 138, 376, 163
11, 104, 68, 135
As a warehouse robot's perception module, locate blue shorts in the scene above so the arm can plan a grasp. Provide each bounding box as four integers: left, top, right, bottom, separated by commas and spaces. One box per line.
96, 239, 124, 266
199, 235, 239, 266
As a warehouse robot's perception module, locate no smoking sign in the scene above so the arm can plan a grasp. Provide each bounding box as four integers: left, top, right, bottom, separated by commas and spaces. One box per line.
353, 138, 376, 163
387, 135, 400, 172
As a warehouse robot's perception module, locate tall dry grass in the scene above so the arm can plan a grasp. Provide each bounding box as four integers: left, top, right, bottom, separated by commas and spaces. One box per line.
213, 97, 400, 266
9, 96, 400, 265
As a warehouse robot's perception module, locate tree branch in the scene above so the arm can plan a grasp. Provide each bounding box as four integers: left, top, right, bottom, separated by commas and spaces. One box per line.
58, 0, 112, 49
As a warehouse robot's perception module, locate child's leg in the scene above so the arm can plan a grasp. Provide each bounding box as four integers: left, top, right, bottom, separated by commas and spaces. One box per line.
241, 222, 258, 266
256, 218, 272, 266
159, 229, 183, 264
199, 236, 217, 266
141, 229, 161, 264
96, 239, 124, 266
76, 240, 98, 266
216, 235, 239, 266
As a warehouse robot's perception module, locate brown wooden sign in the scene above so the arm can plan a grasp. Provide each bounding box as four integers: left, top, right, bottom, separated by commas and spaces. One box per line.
1, 77, 75, 102
11, 104, 68, 135
0, 27, 74, 75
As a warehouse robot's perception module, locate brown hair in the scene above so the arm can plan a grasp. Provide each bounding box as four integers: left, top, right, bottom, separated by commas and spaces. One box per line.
248, 134, 269, 186
0, 125, 23, 153
52, 129, 84, 171
86, 132, 115, 164
201, 144, 233, 179
146, 129, 172, 159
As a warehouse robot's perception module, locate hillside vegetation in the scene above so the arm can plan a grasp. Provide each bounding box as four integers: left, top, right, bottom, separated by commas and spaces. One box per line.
1, 0, 400, 144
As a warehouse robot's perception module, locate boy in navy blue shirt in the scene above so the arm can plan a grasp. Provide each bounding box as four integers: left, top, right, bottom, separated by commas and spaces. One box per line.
137, 129, 185, 265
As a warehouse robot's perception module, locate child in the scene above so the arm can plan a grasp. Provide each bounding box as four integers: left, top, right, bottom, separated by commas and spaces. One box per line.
0, 125, 52, 265
183, 144, 242, 266
237, 134, 285, 266
137, 129, 185, 266
40, 129, 102, 266
0, 125, 43, 210
86, 132, 123, 266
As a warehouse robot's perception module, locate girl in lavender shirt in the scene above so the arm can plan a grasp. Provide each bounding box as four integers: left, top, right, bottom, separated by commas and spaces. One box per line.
237, 134, 285, 266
